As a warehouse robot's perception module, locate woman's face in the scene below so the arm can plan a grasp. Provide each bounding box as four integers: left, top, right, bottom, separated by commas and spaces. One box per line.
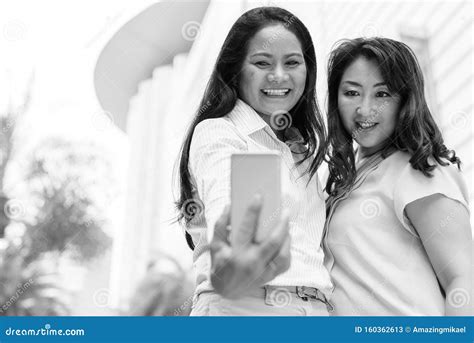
238, 24, 307, 118
338, 56, 401, 157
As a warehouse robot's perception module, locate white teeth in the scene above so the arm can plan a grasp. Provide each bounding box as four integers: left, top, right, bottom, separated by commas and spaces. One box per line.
358, 122, 377, 129
262, 89, 290, 96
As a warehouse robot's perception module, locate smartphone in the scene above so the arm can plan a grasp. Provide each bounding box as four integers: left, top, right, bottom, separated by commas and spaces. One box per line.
230, 153, 282, 247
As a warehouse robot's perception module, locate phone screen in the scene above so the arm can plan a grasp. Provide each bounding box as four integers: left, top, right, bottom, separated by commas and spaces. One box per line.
230, 153, 282, 247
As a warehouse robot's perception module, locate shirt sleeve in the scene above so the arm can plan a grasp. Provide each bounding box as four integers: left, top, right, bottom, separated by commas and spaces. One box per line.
393, 160, 470, 237
189, 118, 247, 241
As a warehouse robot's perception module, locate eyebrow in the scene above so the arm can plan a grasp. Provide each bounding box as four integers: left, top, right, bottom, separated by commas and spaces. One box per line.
341, 80, 387, 87
249, 52, 303, 58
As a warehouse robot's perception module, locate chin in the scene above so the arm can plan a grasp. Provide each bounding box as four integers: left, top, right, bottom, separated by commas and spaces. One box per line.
357, 140, 376, 150
270, 104, 294, 114
259, 107, 286, 116
360, 141, 385, 152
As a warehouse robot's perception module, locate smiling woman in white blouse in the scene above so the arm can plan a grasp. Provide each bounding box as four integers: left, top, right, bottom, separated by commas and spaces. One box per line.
175, 6, 333, 316
323, 37, 471, 316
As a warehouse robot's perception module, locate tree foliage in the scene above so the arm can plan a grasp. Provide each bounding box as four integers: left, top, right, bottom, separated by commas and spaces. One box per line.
22, 137, 116, 263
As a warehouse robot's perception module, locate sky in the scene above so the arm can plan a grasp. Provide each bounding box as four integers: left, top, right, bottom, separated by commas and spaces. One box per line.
0, 0, 155, 148
0, 0, 159, 239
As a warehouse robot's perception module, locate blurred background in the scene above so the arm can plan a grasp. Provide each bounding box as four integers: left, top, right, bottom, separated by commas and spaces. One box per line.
0, 0, 472, 316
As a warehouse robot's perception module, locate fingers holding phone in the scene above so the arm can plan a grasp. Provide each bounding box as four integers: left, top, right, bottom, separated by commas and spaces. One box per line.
210, 197, 291, 298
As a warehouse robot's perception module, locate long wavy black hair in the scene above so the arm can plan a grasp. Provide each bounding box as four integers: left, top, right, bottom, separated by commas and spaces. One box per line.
176, 6, 327, 249
325, 37, 461, 195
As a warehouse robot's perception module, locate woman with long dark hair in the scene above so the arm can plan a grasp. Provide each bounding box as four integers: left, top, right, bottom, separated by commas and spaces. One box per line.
324, 37, 471, 315
201, 35, 471, 316
176, 6, 332, 315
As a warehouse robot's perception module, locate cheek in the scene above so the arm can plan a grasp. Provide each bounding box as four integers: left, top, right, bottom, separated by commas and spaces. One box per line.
247, 69, 256, 80
383, 104, 400, 132
337, 98, 354, 129
295, 68, 307, 91
241, 70, 255, 85
337, 98, 354, 119
239, 69, 258, 98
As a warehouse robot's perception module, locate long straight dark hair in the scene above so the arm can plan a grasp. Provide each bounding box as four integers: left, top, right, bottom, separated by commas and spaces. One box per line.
176, 7, 327, 249
325, 37, 461, 195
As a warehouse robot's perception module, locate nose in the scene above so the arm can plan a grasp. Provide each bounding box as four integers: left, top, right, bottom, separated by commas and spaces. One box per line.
267, 64, 289, 83
357, 96, 378, 118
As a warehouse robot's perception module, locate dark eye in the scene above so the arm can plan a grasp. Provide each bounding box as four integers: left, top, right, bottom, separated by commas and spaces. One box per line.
376, 91, 391, 97
255, 61, 270, 67
344, 90, 359, 96
286, 60, 300, 67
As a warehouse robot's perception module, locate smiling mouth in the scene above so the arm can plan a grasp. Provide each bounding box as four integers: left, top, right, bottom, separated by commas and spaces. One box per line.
261, 89, 291, 97
356, 121, 378, 130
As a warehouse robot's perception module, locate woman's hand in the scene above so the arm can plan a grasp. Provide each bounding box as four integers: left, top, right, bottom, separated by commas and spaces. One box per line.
210, 196, 291, 299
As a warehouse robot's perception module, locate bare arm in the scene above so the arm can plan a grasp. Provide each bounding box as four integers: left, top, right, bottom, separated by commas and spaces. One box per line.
406, 194, 472, 315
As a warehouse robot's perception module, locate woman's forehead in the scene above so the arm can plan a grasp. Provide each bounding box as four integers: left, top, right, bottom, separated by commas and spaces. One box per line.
341, 57, 385, 85
246, 24, 303, 56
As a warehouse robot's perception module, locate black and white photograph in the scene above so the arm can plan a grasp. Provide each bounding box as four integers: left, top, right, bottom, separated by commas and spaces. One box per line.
0, 0, 472, 326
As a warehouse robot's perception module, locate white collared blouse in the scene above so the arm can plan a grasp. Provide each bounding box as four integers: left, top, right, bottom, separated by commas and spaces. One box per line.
187, 99, 332, 298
